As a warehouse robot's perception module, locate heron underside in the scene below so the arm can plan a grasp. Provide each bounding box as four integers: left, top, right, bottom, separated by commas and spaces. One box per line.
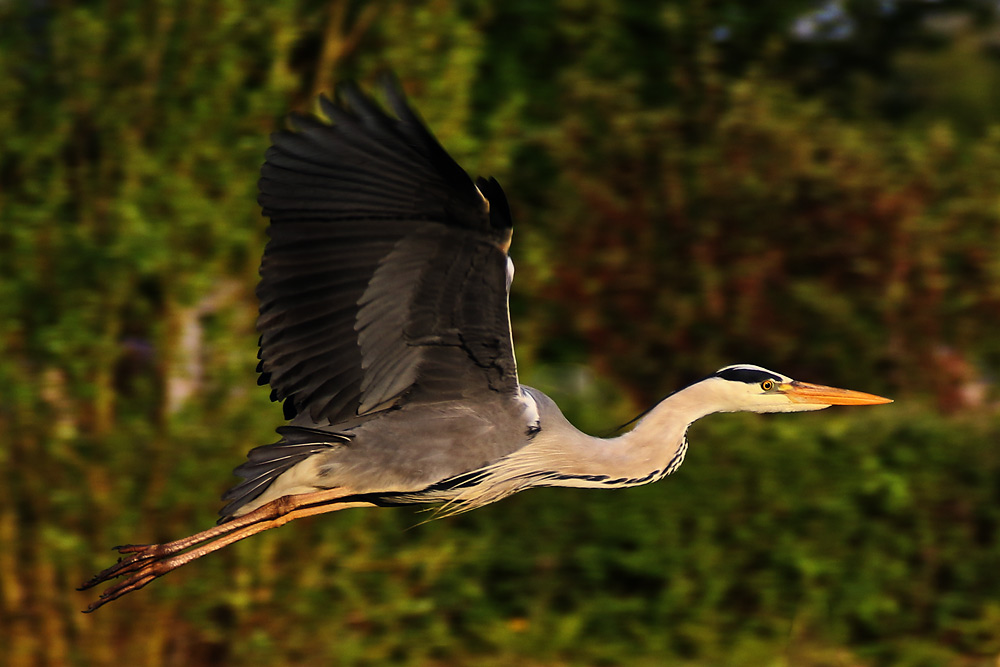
80, 385, 668, 612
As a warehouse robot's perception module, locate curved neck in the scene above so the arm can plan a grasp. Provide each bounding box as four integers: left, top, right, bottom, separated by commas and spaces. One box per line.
628, 380, 722, 442
594, 380, 729, 480
539, 382, 719, 486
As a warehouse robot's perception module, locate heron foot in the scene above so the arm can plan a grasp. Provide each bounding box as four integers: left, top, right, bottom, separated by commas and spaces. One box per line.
79, 542, 191, 612
79, 544, 180, 612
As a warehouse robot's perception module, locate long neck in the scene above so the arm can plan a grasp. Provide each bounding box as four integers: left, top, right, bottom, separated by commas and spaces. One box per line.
440, 383, 718, 512
529, 382, 721, 486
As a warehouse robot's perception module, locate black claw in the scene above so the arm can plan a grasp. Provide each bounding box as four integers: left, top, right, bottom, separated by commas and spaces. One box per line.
81, 546, 175, 611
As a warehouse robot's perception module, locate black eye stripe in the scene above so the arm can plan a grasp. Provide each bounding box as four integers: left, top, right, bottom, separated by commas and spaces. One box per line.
714, 368, 783, 384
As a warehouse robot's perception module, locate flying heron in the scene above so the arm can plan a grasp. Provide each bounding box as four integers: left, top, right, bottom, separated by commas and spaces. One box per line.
81, 79, 891, 611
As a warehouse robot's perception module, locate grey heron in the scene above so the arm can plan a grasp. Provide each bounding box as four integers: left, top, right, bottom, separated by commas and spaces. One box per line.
81, 79, 891, 611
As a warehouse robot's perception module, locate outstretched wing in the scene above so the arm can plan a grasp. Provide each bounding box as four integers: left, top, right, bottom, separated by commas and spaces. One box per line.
256, 79, 518, 427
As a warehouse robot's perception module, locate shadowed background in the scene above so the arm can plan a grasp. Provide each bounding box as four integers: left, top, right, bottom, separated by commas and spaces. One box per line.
2, 1, 1000, 665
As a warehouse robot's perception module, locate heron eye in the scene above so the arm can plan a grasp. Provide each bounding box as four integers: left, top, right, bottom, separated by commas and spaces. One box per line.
761, 379, 776, 392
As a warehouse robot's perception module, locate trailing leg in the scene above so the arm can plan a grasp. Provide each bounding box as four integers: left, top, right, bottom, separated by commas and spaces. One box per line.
80, 488, 372, 612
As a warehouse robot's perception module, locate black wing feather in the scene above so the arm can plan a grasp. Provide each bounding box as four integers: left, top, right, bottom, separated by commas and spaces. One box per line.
256, 79, 516, 426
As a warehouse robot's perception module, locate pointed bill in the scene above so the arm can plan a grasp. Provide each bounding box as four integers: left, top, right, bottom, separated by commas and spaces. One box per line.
783, 381, 893, 406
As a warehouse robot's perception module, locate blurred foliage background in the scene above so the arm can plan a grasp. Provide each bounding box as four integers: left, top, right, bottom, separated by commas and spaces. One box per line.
2, 0, 1000, 665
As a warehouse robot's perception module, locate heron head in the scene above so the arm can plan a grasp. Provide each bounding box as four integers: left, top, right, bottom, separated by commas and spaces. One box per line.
706, 364, 892, 414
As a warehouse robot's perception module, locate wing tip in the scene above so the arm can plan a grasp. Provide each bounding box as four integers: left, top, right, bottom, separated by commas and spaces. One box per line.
475, 176, 513, 233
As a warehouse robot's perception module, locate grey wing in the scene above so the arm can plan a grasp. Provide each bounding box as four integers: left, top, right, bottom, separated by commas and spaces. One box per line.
256, 79, 519, 427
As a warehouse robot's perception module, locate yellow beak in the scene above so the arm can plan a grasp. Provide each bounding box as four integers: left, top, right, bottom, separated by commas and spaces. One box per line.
782, 381, 893, 406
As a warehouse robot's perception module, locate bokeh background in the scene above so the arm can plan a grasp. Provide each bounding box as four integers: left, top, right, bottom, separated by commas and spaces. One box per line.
3, 1, 1000, 665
